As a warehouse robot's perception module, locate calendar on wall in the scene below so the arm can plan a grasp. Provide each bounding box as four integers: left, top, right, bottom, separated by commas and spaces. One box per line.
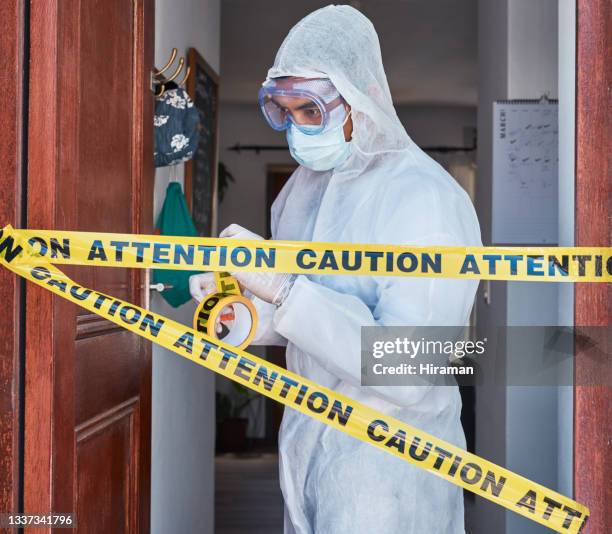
492, 100, 559, 245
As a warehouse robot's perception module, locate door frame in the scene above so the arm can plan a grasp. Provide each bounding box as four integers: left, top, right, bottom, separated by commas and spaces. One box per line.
0, 0, 26, 520
574, 0, 611, 531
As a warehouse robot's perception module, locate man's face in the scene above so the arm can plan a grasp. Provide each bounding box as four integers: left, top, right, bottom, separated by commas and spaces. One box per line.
271, 94, 325, 128
270, 77, 353, 141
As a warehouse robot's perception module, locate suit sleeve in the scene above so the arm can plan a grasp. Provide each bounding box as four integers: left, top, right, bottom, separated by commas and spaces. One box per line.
250, 295, 288, 346
248, 169, 300, 347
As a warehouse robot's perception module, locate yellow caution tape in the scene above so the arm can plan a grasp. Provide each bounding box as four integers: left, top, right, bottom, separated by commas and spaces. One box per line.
11, 227, 612, 282
0, 225, 592, 532
193, 272, 257, 350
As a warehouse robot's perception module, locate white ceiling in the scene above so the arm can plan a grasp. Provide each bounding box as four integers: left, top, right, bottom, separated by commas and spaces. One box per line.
220, 0, 477, 106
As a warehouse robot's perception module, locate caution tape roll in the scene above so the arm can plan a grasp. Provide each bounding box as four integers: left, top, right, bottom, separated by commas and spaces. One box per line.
193, 272, 257, 350
0, 226, 592, 532
9, 226, 612, 282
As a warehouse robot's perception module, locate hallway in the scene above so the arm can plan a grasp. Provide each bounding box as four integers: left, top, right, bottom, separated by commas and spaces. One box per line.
216, 453, 284, 533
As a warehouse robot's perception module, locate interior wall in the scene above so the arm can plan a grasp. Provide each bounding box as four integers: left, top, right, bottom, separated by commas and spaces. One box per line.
556, 0, 575, 498
217, 103, 294, 237
396, 105, 476, 147
474, 2, 510, 530
475, 1, 564, 533
508, 0, 559, 99
151, 1, 220, 533
505, 2, 560, 533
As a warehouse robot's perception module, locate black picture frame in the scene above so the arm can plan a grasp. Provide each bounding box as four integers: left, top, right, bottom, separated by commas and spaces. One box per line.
184, 47, 220, 236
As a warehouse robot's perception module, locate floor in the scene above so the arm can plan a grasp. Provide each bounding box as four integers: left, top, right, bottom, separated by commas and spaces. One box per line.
215, 452, 284, 533
214, 451, 479, 533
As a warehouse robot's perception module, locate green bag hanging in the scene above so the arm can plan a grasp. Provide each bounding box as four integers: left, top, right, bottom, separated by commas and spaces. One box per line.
153, 182, 203, 307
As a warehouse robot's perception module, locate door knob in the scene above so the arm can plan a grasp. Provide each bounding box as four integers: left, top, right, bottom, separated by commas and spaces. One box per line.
142, 270, 175, 310
149, 282, 174, 292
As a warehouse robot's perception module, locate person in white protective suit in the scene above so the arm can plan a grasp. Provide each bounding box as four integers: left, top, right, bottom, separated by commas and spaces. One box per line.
190, 5, 482, 533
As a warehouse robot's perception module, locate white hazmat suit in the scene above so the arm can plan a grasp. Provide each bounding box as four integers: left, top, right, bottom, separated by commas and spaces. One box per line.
248, 5, 481, 533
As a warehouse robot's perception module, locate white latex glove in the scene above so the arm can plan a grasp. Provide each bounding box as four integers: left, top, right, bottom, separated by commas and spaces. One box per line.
188, 272, 217, 303
220, 224, 295, 305
189, 226, 262, 302
219, 223, 263, 240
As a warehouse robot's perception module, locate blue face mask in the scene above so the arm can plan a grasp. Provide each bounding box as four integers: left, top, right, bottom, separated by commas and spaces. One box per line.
286, 108, 352, 171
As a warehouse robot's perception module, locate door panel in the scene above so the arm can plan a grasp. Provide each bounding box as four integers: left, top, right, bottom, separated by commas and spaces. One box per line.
76, 398, 140, 534
26, 1, 154, 532
74, 334, 142, 424
77, 0, 134, 303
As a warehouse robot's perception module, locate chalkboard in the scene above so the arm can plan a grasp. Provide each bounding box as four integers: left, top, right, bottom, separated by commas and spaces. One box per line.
185, 47, 219, 236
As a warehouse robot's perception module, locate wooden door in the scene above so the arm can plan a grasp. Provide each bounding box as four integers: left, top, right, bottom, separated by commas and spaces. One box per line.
25, 1, 154, 532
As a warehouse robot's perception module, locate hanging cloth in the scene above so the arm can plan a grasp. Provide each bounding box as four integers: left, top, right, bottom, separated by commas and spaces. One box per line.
154, 87, 200, 167
153, 182, 203, 307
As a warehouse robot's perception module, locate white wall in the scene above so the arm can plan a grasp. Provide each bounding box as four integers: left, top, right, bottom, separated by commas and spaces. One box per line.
217, 103, 294, 237
508, 0, 559, 99
396, 105, 476, 147
505, 284, 559, 534
475, 1, 568, 533
474, 3, 510, 529
152, 2, 220, 533
506, 6, 559, 534
556, 0, 576, 499
153, 0, 221, 219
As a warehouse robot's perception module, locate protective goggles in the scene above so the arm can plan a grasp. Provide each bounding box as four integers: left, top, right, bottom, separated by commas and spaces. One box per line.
258, 78, 347, 135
